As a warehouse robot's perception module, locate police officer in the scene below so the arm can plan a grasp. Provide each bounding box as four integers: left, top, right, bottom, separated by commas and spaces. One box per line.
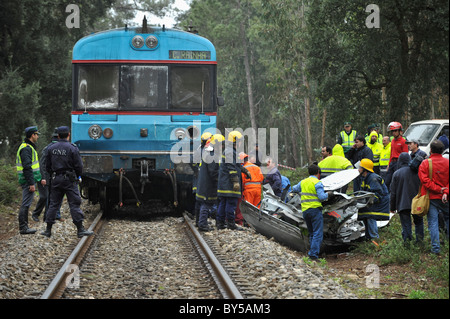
40, 126, 93, 238
16, 126, 42, 234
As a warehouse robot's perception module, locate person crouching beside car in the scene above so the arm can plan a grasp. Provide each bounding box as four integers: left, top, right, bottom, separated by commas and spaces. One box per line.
355, 159, 390, 244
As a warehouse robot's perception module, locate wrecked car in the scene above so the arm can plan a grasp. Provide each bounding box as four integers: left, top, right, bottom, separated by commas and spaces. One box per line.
239, 169, 393, 253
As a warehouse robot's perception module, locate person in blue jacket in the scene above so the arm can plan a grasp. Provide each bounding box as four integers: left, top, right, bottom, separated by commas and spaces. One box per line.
216, 131, 251, 230
355, 158, 390, 242
263, 157, 283, 197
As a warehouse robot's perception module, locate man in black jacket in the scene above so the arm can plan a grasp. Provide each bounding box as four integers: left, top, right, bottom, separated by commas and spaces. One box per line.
16, 126, 43, 234
347, 135, 374, 167
347, 135, 374, 191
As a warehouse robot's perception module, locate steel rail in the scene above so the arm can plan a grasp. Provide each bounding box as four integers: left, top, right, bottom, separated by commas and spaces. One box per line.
40, 212, 104, 299
183, 213, 243, 299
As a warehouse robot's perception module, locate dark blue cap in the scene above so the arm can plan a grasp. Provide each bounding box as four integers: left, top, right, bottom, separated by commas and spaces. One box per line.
25, 126, 40, 137
57, 126, 70, 134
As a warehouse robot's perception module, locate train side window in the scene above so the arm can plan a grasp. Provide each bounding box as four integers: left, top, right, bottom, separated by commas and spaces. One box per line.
170, 66, 211, 110
78, 65, 119, 110
120, 65, 168, 109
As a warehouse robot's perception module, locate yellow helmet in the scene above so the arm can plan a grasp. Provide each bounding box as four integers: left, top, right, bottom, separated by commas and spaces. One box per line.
227, 130, 243, 143
360, 158, 374, 173
201, 132, 213, 141
210, 134, 225, 145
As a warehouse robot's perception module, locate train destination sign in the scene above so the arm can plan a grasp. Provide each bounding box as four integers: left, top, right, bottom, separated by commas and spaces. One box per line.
169, 50, 211, 60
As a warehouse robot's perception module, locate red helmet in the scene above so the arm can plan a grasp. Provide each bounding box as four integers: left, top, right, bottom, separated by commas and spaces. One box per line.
387, 121, 403, 131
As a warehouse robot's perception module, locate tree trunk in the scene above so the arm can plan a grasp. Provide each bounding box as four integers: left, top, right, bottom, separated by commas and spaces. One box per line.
303, 71, 313, 164
238, 1, 257, 132
321, 108, 327, 148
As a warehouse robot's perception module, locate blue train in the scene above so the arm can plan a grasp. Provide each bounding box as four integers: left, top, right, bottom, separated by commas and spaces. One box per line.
71, 20, 222, 212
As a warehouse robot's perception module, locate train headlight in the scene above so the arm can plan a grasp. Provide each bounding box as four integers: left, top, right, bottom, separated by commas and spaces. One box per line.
132, 35, 144, 48
175, 128, 186, 140
88, 125, 102, 139
145, 35, 158, 49
103, 128, 113, 139
187, 126, 200, 140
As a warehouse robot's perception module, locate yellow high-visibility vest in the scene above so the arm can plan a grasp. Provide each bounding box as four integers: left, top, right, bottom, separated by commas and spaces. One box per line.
340, 130, 357, 153
379, 143, 391, 170
16, 143, 41, 185
300, 177, 322, 211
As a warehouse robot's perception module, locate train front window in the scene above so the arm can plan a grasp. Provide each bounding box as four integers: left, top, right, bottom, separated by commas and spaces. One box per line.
77, 65, 119, 110
171, 66, 211, 110
120, 65, 168, 109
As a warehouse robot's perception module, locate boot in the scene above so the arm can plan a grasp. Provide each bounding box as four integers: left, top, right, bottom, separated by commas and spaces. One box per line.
227, 221, 243, 231
75, 221, 93, 238
40, 223, 53, 238
216, 220, 226, 230
18, 206, 36, 235
20, 227, 37, 235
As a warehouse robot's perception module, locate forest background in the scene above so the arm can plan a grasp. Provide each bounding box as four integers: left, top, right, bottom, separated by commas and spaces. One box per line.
0, 0, 448, 166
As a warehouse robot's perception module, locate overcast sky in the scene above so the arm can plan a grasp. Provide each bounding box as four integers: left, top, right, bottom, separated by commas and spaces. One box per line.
134, 0, 190, 28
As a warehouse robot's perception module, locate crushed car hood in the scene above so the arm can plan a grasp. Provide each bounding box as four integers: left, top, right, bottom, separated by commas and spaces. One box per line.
240, 169, 393, 253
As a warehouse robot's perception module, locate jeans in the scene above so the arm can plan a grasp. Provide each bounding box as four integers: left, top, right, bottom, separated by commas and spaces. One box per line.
363, 219, 379, 240
398, 210, 424, 243
428, 199, 449, 254
303, 208, 323, 259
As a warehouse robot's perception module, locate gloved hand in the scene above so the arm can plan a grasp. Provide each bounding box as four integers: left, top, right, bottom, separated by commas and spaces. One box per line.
233, 182, 240, 192
326, 191, 335, 200
241, 167, 252, 180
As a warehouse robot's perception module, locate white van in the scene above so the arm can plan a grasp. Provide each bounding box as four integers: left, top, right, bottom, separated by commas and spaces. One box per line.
403, 119, 449, 155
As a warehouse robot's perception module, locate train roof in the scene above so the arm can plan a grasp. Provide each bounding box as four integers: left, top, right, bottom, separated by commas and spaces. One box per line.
72, 26, 216, 63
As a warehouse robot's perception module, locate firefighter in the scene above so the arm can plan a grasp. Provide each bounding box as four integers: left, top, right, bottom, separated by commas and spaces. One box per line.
195, 134, 221, 231
216, 131, 251, 230
355, 159, 390, 243
16, 126, 42, 234
385, 121, 408, 189
190, 131, 213, 225
40, 126, 93, 238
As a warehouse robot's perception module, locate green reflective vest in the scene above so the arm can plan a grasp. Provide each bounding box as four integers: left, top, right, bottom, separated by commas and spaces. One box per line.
340, 130, 357, 153
16, 143, 41, 185
300, 177, 322, 211
379, 143, 391, 170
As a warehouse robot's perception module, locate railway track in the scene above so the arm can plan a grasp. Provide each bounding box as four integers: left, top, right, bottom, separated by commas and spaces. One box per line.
40, 211, 248, 299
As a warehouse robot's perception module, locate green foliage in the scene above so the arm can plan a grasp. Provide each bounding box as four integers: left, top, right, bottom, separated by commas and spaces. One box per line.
0, 69, 40, 160
352, 214, 449, 298
0, 160, 19, 205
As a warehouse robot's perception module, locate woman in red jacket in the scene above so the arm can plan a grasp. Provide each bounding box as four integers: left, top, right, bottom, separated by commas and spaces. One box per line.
418, 140, 449, 254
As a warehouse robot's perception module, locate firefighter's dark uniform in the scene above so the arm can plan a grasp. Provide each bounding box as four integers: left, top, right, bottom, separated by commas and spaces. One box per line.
196, 145, 219, 231
40, 126, 92, 238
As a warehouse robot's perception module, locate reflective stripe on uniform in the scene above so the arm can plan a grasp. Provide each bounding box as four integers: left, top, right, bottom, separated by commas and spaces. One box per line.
300, 178, 322, 211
